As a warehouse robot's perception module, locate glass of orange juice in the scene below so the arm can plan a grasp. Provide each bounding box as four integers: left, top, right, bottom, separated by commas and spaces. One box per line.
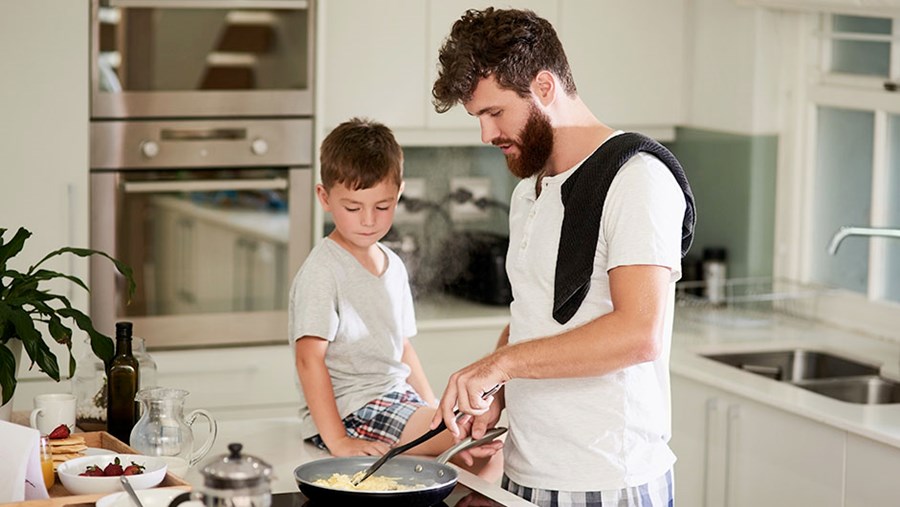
38, 435, 55, 489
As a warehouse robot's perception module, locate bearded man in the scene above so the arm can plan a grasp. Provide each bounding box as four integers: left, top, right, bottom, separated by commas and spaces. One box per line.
429, 8, 696, 507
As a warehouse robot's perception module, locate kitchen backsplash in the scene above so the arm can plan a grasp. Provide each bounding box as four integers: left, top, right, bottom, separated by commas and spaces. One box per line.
328, 128, 778, 298
666, 127, 778, 281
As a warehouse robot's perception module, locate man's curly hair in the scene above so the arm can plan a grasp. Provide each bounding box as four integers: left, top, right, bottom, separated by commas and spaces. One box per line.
432, 8, 577, 113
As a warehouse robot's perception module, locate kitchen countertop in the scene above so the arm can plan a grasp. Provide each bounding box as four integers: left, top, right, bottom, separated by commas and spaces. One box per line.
183, 416, 535, 506
414, 293, 510, 330
671, 305, 900, 448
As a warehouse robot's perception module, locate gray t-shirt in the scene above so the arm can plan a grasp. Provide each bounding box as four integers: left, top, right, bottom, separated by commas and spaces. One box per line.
288, 237, 417, 439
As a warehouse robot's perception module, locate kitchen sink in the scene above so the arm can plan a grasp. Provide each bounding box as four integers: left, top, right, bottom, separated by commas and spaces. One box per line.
794, 376, 900, 405
703, 349, 879, 382
702, 349, 900, 405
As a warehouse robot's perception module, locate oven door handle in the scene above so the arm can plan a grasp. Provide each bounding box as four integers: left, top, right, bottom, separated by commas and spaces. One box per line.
102, 0, 308, 9
122, 178, 288, 194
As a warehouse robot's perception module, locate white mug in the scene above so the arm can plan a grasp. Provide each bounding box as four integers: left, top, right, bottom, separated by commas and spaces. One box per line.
30, 393, 76, 436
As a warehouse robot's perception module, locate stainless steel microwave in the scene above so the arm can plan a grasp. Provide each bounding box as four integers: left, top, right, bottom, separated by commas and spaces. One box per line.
91, 0, 314, 119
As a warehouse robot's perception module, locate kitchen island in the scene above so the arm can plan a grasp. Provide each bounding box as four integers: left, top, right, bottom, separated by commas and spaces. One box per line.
181, 416, 535, 506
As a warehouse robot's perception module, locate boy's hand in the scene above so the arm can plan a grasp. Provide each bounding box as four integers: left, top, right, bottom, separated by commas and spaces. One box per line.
327, 436, 391, 457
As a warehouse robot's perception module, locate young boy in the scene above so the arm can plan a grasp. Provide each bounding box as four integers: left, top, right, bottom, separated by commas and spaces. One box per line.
288, 117, 502, 478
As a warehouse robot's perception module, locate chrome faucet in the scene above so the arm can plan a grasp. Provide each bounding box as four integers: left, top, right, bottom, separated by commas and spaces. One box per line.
828, 226, 900, 255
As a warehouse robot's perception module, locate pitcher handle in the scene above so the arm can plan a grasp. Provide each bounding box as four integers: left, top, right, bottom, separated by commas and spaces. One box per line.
186, 409, 217, 466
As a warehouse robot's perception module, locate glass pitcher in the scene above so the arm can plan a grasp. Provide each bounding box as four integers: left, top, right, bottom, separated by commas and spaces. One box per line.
129, 387, 217, 477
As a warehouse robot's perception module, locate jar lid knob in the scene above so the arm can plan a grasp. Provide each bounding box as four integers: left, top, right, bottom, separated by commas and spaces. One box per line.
201, 442, 273, 490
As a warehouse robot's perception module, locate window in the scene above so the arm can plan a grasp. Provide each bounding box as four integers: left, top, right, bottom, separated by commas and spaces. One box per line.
827, 15, 892, 78
779, 12, 900, 338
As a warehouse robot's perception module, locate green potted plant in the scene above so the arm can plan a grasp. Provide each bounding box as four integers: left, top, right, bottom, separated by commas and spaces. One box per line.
0, 226, 136, 412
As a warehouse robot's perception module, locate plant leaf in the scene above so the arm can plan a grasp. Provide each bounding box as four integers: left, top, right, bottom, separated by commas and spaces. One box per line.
0, 303, 60, 381
0, 227, 31, 272
27, 269, 91, 293
0, 342, 17, 405
56, 307, 114, 365
47, 315, 73, 346
30, 247, 136, 304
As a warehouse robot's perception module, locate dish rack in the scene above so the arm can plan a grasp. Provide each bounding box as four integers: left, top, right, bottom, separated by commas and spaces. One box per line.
675, 277, 832, 327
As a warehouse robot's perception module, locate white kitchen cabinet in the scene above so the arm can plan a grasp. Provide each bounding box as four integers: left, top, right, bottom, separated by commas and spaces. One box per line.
147, 320, 503, 421
558, 0, 684, 140
844, 433, 900, 507
412, 324, 504, 398
321, 0, 428, 132
152, 345, 298, 421
671, 374, 845, 507
1, 1, 92, 385
736, 0, 900, 15
320, 0, 682, 145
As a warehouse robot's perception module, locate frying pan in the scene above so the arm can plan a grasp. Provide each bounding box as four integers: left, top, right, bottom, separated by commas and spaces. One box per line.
293, 427, 507, 507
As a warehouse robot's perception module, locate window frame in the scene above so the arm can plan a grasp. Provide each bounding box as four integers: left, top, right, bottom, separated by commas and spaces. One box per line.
775, 12, 900, 341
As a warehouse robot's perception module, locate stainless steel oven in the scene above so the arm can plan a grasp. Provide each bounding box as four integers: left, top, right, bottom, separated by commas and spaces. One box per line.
89, 0, 315, 347
90, 119, 313, 348
91, 0, 313, 119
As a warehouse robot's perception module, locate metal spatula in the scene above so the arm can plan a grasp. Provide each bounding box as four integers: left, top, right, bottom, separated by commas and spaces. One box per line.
351, 383, 502, 486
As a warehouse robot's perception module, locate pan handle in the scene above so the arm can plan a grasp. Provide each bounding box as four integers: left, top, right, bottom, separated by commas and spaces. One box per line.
435, 427, 508, 465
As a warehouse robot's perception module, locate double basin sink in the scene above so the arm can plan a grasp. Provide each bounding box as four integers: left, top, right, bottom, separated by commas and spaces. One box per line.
703, 349, 900, 405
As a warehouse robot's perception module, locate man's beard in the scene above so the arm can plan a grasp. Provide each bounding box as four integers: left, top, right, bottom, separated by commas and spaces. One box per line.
498, 104, 554, 179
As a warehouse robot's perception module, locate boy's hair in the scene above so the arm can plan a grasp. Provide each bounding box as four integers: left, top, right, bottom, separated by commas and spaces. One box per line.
432, 8, 577, 114
319, 117, 403, 191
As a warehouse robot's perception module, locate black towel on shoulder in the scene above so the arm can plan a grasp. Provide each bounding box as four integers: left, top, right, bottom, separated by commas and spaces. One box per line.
552, 132, 696, 325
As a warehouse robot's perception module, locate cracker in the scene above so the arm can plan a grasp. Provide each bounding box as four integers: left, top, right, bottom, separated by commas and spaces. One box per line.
48, 435, 86, 447
51, 452, 84, 462
51, 443, 88, 453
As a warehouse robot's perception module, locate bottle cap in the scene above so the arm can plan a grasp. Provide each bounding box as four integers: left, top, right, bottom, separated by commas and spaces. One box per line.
702, 247, 727, 261
115, 321, 133, 338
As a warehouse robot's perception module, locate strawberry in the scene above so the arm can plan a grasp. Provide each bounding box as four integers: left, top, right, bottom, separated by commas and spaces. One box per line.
48, 424, 70, 440
123, 463, 145, 476
103, 457, 124, 476
79, 465, 105, 477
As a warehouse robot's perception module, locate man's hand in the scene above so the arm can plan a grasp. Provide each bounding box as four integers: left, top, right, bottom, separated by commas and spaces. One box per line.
431, 353, 510, 436
326, 436, 390, 457
450, 401, 505, 466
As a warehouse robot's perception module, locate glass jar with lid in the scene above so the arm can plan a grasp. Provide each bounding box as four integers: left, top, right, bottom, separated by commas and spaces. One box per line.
73, 335, 158, 430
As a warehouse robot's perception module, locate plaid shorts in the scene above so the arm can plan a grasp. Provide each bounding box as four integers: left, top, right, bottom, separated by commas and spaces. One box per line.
307, 388, 427, 450
502, 469, 674, 507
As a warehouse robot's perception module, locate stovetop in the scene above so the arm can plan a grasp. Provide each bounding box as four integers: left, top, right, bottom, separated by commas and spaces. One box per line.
272, 483, 509, 507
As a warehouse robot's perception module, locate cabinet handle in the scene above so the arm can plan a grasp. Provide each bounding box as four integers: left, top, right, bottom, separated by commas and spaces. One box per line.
163, 365, 259, 376
122, 178, 288, 194
724, 404, 740, 507
703, 398, 719, 507
102, 0, 308, 9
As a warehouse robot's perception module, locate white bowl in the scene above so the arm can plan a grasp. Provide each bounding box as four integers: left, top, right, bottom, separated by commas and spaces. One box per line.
96, 488, 195, 507
56, 454, 167, 495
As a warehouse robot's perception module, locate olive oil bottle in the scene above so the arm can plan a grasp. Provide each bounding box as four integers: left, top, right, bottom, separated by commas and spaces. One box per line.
107, 321, 140, 444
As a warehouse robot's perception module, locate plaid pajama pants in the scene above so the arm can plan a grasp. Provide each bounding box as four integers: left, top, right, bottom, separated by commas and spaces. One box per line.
502, 469, 674, 507
307, 388, 427, 450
